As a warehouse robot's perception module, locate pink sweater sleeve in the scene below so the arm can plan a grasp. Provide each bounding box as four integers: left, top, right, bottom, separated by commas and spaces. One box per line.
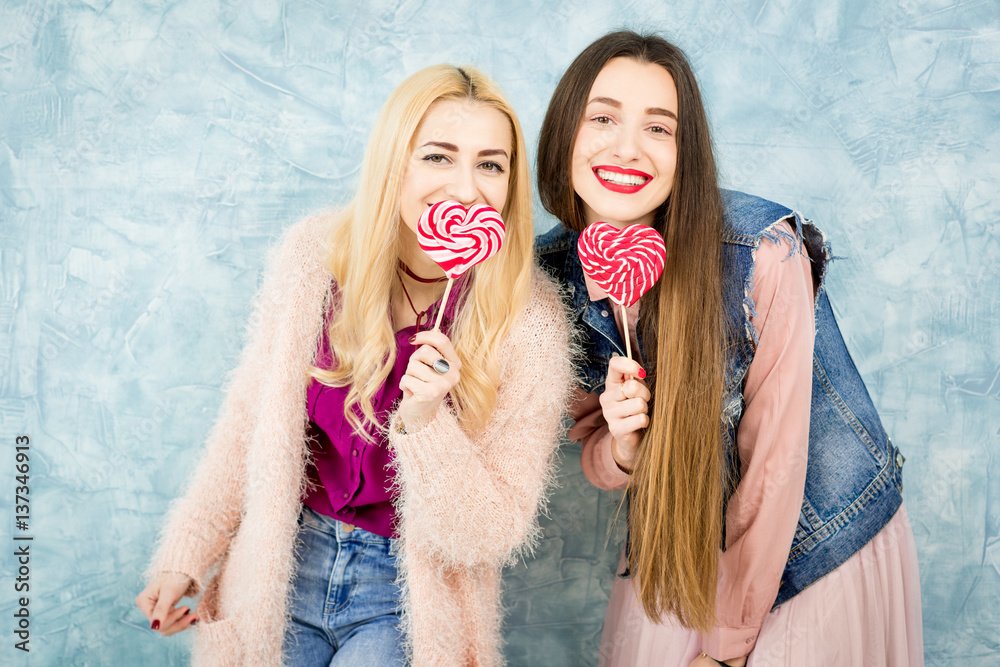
143, 217, 324, 595
387, 271, 574, 569
702, 223, 816, 660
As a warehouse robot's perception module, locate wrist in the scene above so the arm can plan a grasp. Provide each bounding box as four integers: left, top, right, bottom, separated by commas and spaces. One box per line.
395, 400, 443, 436
397, 403, 430, 434
610, 437, 635, 474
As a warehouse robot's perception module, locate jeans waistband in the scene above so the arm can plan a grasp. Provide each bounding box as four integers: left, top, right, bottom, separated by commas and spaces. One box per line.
300, 504, 394, 545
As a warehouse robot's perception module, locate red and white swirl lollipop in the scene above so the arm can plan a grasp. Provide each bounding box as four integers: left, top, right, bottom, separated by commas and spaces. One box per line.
577, 222, 666, 358
417, 200, 506, 329
418, 200, 505, 278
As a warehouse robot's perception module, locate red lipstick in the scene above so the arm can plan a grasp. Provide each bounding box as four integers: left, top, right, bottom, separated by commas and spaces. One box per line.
592, 165, 652, 194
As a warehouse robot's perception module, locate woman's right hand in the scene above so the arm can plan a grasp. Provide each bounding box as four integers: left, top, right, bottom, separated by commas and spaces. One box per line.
599, 355, 650, 473
397, 329, 462, 433
135, 573, 198, 636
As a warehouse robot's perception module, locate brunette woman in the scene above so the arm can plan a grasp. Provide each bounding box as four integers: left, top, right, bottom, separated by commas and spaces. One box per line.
136, 64, 573, 666
535, 31, 923, 667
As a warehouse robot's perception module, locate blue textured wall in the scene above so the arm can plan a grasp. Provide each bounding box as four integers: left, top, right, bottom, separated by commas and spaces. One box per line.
1, 1, 998, 665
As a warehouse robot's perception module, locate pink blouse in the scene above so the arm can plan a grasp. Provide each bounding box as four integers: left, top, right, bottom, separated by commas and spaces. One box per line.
571, 221, 815, 658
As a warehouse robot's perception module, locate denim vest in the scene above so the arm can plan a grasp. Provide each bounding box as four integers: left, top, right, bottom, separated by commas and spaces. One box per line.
535, 190, 905, 607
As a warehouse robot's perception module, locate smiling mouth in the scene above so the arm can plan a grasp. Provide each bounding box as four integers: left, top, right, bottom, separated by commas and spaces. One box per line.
593, 167, 651, 193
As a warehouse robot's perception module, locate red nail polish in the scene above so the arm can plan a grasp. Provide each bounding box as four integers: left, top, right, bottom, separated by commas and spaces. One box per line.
151, 620, 160, 630
637, 368, 646, 380
191, 619, 198, 626
408, 335, 416, 344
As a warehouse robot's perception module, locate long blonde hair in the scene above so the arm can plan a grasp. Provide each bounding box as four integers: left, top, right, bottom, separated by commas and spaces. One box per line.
312, 64, 534, 439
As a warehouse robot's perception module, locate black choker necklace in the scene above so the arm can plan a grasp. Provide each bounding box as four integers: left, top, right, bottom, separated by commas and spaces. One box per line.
398, 260, 448, 284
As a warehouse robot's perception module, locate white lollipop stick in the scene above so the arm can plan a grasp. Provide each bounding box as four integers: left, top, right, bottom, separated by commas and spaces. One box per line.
619, 301, 632, 360
432, 278, 455, 332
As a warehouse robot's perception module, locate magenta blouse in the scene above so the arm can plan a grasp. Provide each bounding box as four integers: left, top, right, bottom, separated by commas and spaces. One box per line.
301, 279, 462, 538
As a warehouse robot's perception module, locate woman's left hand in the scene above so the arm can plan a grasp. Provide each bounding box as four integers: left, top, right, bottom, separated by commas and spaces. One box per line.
397, 329, 462, 433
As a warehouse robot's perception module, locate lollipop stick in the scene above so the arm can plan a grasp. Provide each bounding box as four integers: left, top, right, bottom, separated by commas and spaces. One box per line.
619, 301, 631, 360
432, 278, 455, 331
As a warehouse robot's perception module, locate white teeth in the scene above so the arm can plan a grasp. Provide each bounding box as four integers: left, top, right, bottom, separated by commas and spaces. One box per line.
596, 169, 648, 186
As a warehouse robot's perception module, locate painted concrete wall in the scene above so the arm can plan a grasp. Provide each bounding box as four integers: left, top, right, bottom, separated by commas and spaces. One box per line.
1, 1, 997, 664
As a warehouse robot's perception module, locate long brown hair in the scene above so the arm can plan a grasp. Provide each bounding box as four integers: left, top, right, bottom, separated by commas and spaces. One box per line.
538, 31, 728, 631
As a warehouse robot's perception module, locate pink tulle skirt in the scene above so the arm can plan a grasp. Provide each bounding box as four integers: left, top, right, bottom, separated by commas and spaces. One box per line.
598, 504, 924, 667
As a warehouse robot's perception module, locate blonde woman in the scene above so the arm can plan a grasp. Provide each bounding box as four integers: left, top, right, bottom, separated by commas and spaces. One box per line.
136, 64, 572, 666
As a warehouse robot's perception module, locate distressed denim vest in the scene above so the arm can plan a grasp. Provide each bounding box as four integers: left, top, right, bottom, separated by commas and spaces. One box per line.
535, 189, 905, 607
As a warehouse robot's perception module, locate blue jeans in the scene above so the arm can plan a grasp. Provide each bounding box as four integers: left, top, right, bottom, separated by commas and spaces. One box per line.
282, 505, 406, 666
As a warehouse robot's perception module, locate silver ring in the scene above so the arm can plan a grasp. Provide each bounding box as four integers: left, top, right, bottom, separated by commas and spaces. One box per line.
432, 358, 450, 375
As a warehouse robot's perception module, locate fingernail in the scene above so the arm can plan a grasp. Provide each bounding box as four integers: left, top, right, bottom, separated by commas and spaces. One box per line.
637, 367, 646, 379
151, 620, 160, 631
191, 619, 198, 626
408, 335, 416, 344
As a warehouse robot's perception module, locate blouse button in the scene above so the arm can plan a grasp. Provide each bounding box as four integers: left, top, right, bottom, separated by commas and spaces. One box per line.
352, 450, 359, 458
342, 492, 349, 500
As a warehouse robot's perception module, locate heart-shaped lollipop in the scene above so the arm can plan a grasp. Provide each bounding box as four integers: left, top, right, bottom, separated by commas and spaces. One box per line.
417, 201, 505, 279
577, 222, 665, 358
416, 200, 506, 330
577, 223, 666, 308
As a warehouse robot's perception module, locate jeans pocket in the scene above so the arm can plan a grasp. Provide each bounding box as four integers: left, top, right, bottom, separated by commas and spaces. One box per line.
349, 542, 403, 617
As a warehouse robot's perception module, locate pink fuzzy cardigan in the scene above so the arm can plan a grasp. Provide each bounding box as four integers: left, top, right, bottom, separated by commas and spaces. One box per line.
144, 213, 573, 666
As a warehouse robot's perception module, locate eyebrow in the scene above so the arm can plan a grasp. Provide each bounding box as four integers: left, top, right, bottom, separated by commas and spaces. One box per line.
588, 96, 678, 121
420, 142, 509, 159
